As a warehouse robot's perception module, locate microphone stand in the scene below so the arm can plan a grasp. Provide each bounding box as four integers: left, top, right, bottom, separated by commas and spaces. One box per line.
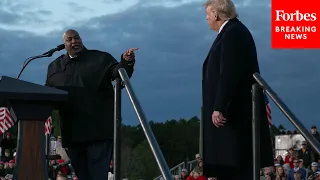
17, 52, 55, 80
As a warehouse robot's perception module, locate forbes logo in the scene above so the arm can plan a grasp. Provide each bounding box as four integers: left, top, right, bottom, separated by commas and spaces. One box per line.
275, 10, 317, 21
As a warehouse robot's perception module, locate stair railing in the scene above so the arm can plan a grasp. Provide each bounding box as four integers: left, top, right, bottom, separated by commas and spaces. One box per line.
113, 68, 172, 180
252, 72, 320, 180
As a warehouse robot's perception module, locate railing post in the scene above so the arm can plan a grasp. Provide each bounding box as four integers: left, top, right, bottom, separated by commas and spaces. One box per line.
253, 72, 320, 154
114, 78, 122, 180
199, 107, 203, 157
118, 68, 172, 180
252, 84, 261, 180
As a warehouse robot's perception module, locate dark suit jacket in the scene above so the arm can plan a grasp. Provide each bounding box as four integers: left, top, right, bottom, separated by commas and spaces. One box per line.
297, 148, 314, 168
288, 168, 307, 180
46, 49, 134, 146
202, 18, 274, 178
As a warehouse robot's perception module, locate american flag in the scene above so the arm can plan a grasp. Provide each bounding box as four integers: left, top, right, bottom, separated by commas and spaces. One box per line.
0, 107, 52, 135
0, 107, 16, 134
44, 116, 52, 135
264, 92, 272, 127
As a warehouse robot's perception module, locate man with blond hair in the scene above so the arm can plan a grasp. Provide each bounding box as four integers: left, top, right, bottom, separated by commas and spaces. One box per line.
201, 0, 274, 179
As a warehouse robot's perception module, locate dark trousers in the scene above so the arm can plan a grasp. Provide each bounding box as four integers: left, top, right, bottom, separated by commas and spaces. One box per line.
215, 175, 252, 180
66, 140, 113, 180
207, 165, 253, 180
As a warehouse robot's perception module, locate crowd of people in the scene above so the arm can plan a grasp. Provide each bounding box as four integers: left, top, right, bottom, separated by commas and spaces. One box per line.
0, 125, 320, 180
259, 126, 320, 180
170, 126, 320, 180
48, 159, 78, 180
171, 153, 206, 180
47, 136, 79, 180
0, 132, 80, 180
0, 132, 16, 180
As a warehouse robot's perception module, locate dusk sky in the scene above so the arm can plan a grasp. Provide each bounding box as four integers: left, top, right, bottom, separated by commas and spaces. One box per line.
0, 0, 319, 130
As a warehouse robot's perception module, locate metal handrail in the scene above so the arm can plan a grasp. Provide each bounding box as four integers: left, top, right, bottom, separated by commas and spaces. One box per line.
252, 84, 261, 180
113, 78, 122, 180
253, 72, 320, 154
153, 162, 185, 180
118, 68, 172, 180
187, 159, 197, 169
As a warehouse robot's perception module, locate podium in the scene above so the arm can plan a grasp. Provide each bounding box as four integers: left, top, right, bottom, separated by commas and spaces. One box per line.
0, 76, 68, 180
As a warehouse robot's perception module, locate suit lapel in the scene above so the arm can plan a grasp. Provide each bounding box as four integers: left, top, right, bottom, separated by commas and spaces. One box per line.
203, 18, 240, 74
204, 18, 239, 63
213, 18, 239, 46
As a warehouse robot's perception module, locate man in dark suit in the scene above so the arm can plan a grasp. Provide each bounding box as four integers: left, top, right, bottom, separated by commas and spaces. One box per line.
201, 0, 274, 179
46, 29, 138, 180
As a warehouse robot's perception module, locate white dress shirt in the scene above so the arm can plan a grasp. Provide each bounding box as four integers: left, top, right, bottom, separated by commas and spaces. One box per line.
219, 20, 229, 33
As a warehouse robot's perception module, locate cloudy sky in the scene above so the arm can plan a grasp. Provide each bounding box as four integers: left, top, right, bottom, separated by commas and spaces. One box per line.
0, 0, 319, 130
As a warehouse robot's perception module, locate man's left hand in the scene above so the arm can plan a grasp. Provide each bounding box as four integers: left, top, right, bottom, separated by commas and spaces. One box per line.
212, 111, 226, 128
123, 48, 139, 61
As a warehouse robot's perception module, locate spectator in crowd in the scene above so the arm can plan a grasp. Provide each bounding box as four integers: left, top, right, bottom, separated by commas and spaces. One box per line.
56, 174, 67, 180
0, 133, 15, 155
299, 159, 308, 179
307, 162, 319, 180
264, 166, 274, 179
294, 171, 303, 180
298, 141, 314, 168
1, 149, 12, 163
55, 146, 69, 165
180, 168, 188, 180
282, 163, 291, 176
311, 126, 320, 162
0, 159, 14, 180
285, 147, 296, 168
57, 159, 68, 175
56, 136, 62, 149
299, 159, 303, 168
275, 155, 285, 166
274, 166, 286, 180
174, 175, 181, 180
288, 159, 307, 180
190, 154, 202, 172
186, 170, 206, 180
4, 160, 14, 175
193, 160, 203, 176
311, 126, 320, 142
48, 159, 76, 180
314, 171, 320, 180
260, 169, 263, 175
195, 154, 202, 163
0, 162, 5, 178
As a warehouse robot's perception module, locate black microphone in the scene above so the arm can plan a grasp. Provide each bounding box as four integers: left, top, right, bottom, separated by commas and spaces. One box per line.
17, 44, 65, 79
42, 44, 65, 55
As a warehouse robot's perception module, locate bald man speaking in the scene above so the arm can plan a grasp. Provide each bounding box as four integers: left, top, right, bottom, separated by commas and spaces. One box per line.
45, 29, 138, 180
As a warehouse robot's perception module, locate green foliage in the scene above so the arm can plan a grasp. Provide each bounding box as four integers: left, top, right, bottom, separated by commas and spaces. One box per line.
270, 124, 280, 137
120, 116, 200, 180
52, 110, 61, 136
278, 124, 286, 131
